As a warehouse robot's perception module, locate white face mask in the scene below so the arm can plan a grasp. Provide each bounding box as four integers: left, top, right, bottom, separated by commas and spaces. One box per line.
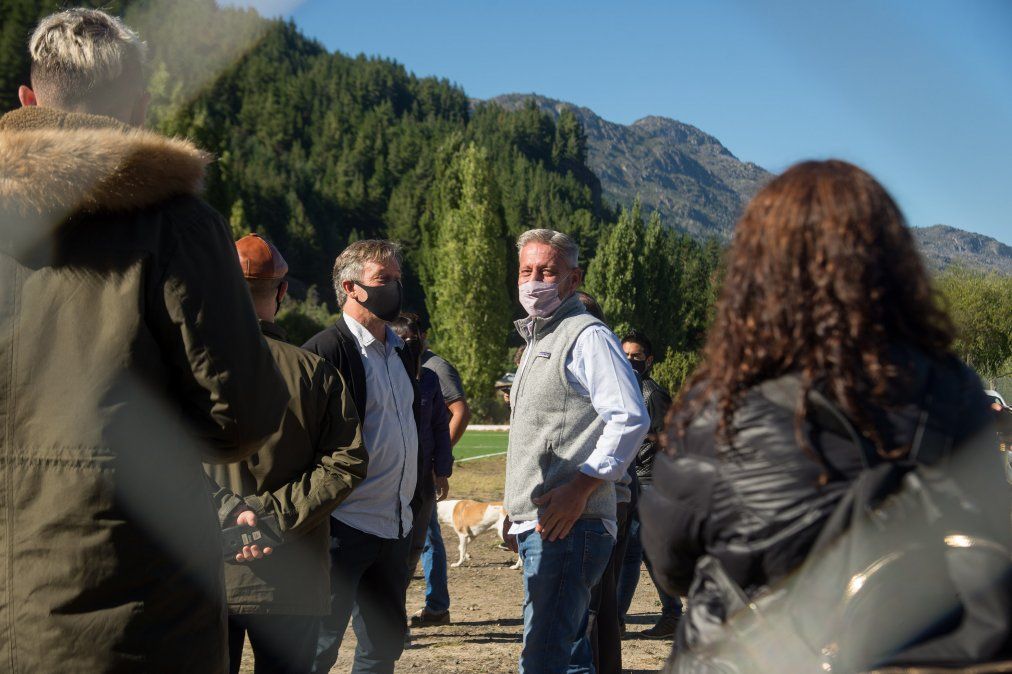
518, 273, 571, 318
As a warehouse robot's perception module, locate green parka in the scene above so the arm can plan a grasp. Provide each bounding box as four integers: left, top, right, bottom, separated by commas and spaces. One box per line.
0, 106, 289, 673
206, 321, 368, 615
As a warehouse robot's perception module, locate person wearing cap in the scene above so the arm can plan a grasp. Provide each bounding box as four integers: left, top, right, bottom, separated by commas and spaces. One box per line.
205, 234, 369, 674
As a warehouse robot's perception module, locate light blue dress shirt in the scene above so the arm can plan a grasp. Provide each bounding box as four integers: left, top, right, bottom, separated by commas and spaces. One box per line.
331, 314, 418, 539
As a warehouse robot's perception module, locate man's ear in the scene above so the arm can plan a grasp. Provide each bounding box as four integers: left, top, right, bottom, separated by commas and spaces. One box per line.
277, 280, 289, 304
647, 355, 655, 368
18, 86, 37, 108
343, 279, 359, 302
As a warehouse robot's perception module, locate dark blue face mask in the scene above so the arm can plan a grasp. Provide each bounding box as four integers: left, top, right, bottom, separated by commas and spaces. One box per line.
354, 279, 402, 322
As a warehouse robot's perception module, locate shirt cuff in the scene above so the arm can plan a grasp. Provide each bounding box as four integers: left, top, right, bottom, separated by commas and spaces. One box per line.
579, 459, 623, 482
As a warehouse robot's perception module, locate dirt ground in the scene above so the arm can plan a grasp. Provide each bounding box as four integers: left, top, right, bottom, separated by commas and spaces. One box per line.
239, 455, 674, 673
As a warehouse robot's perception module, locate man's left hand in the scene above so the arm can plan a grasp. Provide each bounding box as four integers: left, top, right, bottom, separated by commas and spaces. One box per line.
532, 473, 602, 542
435, 475, 450, 501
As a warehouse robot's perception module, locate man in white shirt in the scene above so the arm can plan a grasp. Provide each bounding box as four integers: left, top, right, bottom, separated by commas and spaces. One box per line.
303, 240, 419, 674
504, 229, 649, 674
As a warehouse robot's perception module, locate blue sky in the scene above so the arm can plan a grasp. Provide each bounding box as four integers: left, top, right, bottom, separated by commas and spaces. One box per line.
227, 0, 1012, 244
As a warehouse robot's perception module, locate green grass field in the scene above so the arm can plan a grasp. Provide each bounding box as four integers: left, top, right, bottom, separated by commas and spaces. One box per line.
453, 430, 508, 461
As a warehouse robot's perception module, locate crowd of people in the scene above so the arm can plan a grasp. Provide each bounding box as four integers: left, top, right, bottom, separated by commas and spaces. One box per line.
1, 7, 1010, 674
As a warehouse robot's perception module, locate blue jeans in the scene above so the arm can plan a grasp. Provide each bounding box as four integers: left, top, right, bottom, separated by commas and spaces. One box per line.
617, 503, 682, 621
422, 506, 451, 613
517, 519, 614, 674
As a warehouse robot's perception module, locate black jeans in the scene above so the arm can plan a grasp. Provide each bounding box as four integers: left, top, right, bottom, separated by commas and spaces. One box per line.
228, 614, 320, 674
311, 519, 412, 674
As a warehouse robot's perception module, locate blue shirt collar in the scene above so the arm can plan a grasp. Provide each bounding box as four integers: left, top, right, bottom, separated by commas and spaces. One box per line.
343, 313, 403, 353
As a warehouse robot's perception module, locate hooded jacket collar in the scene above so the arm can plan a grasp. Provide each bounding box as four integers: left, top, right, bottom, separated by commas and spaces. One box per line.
0, 106, 211, 221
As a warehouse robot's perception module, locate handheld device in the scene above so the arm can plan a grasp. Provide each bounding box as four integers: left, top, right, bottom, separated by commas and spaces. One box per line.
221, 513, 283, 560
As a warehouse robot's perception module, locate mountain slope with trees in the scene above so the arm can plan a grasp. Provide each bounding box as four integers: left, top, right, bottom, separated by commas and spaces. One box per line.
5, 1, 1004, 410
487, 93, 772, 239
488, 95, 1012, 277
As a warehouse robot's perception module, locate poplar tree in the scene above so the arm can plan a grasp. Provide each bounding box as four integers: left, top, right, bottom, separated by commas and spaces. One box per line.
426, 143, 511, 415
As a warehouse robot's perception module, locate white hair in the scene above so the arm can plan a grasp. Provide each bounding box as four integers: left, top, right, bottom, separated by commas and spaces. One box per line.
29, 8, 147, 106
516, 228, 579, 268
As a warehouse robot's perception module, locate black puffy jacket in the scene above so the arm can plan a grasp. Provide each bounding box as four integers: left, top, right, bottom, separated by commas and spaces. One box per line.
640, 346, 1007, 659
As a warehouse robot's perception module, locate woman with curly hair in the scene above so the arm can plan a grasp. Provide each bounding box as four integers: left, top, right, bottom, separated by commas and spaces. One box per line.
640, 160, 1010, 670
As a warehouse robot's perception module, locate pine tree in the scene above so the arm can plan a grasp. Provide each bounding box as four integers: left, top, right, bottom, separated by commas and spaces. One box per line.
638, 210, 675, 340
584, 200, 646, 334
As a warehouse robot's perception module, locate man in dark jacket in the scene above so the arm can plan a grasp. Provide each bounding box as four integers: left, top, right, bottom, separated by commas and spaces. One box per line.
390, 316, 453, 576
617, 330, 682, 639
0, 9, 288, 673
412, 316, 467, 627
205, 234, 369, 673
303, 240, 421, 674
388, 311, 453, 639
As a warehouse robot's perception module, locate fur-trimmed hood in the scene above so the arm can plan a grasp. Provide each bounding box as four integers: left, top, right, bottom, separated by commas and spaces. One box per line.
0, 106, 211, 220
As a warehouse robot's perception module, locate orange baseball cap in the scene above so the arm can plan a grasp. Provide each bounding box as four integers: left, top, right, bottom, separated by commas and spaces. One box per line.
235, 234, 288, 280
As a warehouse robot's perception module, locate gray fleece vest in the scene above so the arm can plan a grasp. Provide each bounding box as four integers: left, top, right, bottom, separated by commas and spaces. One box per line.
504, 294, 616, 523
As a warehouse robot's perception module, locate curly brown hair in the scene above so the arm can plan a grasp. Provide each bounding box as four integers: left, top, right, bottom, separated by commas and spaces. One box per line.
673, 160, 955, 461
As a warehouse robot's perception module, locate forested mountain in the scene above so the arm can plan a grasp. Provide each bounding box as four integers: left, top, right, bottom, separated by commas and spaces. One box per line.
1, 0, 722, 413
17, 2, 1004, 411
1, 1, 619, 291
487, 93, 771, 238
161, 25, 620, 313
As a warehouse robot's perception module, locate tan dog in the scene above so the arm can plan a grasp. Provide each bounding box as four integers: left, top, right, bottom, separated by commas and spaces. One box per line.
436, 499, 521, 569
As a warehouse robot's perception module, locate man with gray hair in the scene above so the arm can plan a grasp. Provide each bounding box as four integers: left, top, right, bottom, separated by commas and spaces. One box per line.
302, 239, 421, 674
506, 228, 649, 673
0, 7, 288, 673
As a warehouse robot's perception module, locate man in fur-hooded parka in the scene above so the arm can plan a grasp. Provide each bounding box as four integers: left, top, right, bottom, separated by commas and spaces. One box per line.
0, 9, 289, 673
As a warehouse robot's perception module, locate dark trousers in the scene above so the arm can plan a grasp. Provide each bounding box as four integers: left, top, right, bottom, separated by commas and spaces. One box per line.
407, 476, 436, 578
311, 519, 412, 674
617, 486, 683, 621
228, 614, 320, 674
589, 503, 632, 674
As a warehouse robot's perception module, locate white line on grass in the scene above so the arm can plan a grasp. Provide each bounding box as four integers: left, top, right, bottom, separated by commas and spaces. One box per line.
456, 450, 507, 463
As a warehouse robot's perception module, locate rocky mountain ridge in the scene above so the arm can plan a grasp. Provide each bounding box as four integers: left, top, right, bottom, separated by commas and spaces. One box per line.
485, 94, 1009, 274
